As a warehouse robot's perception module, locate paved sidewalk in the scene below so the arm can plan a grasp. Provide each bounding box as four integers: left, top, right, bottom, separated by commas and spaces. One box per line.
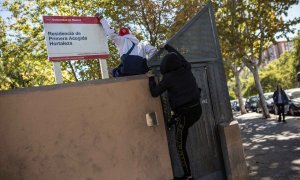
235, 112, 300, 180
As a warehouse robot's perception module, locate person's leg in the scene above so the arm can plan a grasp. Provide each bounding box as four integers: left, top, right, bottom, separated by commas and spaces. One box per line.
174, 106, 201, 179
280, 104, 284, 120
278, 104, 282, 122
112, 68, 120, 77
282, 105, 286, 122
282, 104, 286, 122
173, 104, 201, 180
185, 105, 202, 129
175, 115, 192, 178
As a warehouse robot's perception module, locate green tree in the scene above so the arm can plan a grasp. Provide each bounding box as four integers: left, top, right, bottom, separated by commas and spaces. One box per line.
0, 13, 55, 90
1, 0, 194, 89
243, 50, 298, 96
168, 0, 208, 38
215, 0, 248, 114
0, 16, 9, 90
263, 50, 298, 89
213, 0, 300, 117
294, 31, 300, 73
246, 0, 299, 118
0, 0, 134, 88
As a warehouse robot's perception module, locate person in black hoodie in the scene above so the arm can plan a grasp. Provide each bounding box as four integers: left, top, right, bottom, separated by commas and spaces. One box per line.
148, 44, 201, 180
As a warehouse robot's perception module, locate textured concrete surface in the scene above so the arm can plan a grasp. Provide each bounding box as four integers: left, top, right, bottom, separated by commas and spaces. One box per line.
0, 75, 172, 180
219, 121, 249, 180
235, 112, 300, 180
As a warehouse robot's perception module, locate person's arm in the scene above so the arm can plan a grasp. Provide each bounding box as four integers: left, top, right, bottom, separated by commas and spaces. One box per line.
144, 44, 157, 59
97, 15, 124, 46
149, 76, 168, 97
283, 91, 289, 104
273, 91, 277, 105
164, 44, 191, 69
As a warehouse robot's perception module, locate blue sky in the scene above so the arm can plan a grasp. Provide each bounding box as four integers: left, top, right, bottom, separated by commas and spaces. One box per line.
286, 2, 300, 21
281, 3, 300, 39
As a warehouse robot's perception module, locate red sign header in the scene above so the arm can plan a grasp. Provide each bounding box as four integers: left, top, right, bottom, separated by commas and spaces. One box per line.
43, 16, 100, 24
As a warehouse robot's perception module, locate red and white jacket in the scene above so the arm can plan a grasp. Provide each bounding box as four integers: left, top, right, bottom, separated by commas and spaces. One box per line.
99, 18, 157, 59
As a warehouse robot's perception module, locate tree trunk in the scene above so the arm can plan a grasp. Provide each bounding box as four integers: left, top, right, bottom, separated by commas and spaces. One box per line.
234, 71, 247, 114
252, 65, 270, 118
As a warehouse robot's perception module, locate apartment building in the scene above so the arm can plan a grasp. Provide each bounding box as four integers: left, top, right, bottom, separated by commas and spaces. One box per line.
262, 40, 294, 63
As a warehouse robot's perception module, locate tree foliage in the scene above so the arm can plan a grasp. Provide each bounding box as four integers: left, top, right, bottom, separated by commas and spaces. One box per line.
0, 0, 299, 93
243, 49, 298, 96
294, 31, 300, 73
214, 0, 299, 117
1, 0, 206, 90
0, 12, 54, 90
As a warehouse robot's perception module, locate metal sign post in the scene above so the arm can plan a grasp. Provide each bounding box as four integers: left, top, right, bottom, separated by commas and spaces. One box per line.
52, 62, 63, 84
99, 59, 109, 79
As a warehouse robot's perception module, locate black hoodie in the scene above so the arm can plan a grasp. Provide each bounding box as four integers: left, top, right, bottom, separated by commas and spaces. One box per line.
149, 44, 200, 110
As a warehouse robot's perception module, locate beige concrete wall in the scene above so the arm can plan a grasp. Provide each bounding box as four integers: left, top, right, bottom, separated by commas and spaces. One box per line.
218, 121, 249, 180
0, 76, 172, 180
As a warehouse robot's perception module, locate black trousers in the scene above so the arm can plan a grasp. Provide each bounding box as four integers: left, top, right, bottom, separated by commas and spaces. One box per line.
174, 103, 202, 177
277, 103, 285, 121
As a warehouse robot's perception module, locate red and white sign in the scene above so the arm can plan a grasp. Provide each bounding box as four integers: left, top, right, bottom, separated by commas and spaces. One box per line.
43, 16, 110, 61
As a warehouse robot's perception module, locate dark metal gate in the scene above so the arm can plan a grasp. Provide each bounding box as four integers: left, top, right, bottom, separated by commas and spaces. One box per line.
148, 2, 232, 180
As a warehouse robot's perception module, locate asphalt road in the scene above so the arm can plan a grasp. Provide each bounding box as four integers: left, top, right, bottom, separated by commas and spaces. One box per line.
235, 112, 300, 180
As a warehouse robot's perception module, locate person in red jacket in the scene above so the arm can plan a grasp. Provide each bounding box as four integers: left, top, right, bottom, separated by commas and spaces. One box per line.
95, 13, 156, 77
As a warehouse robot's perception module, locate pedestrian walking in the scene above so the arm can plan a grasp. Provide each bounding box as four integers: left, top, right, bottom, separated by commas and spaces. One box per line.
273, 84, 289, 123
